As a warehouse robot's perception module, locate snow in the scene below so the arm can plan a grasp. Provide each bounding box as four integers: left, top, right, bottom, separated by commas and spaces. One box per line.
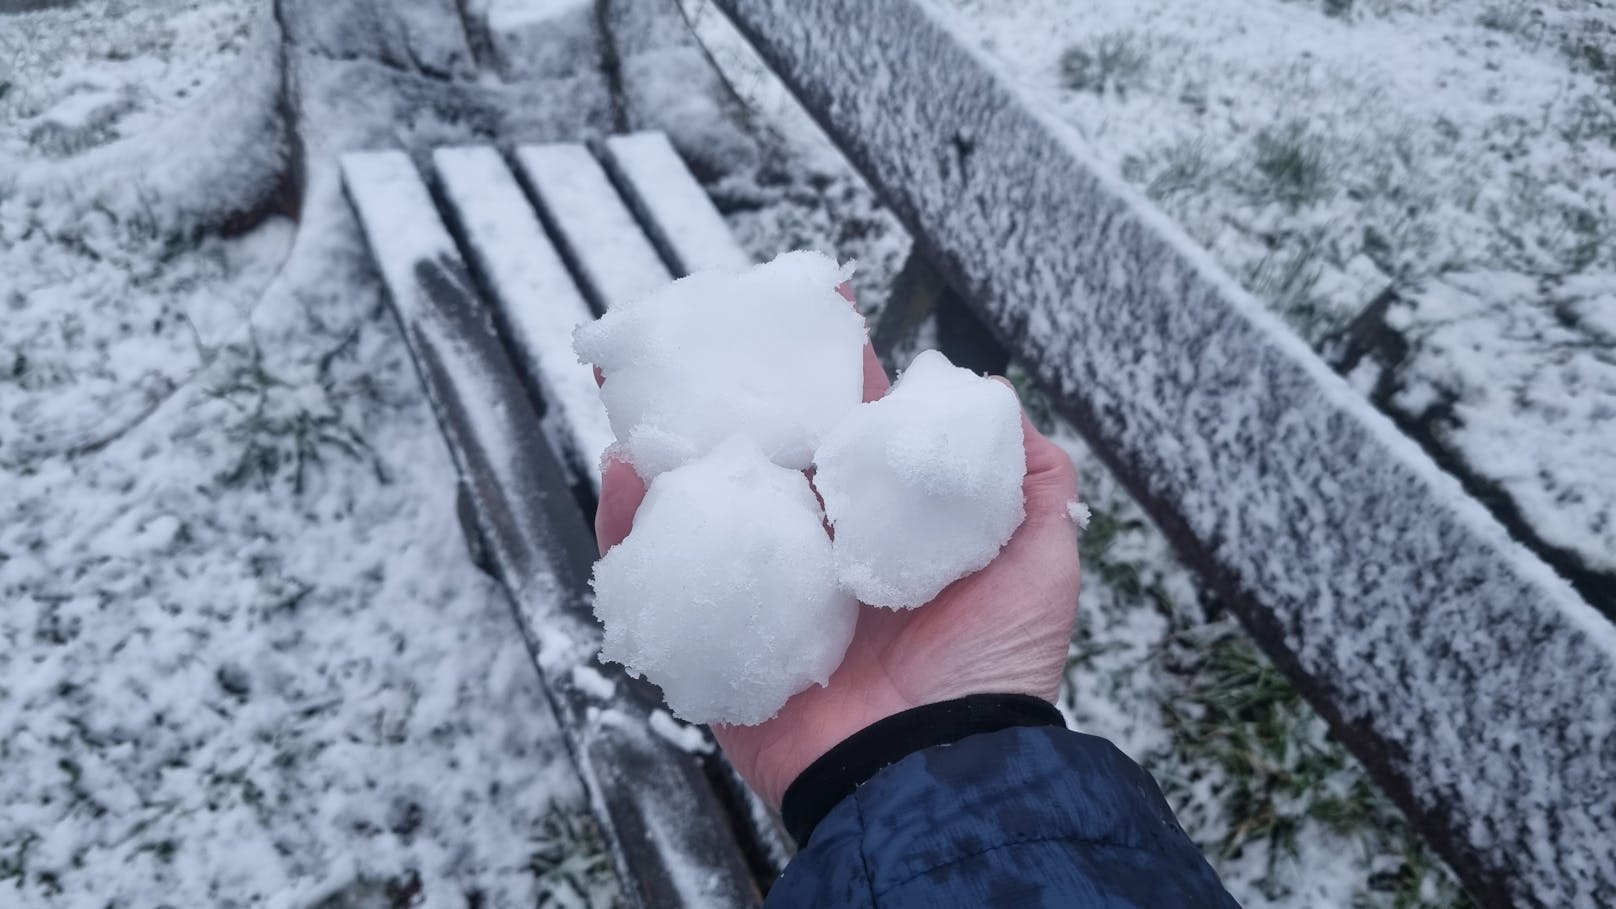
648, 709, 714, 754
1066, 499, 1091, 530
433, 144, 614, 491
0, 0, 631, 903
589, 437, 857, 725
938, 0, 1616, 600
514, 142, 674, 312
573, 249, 866, 477
603, 131, 755, 275
709, 0, 1616, 904
815, 350, 1026, 609
571, 664, 618, 700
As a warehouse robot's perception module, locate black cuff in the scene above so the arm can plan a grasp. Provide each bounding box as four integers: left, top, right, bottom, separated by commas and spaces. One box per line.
780, 693, 1065, 845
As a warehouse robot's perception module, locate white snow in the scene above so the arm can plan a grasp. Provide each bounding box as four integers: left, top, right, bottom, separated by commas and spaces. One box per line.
432, 144, 614, 491
814, 350, 1026, 608
1066, 499, 1091, 530
648, 709, 714, 754
573, 250, 866, 478
514, 142, 673, 311
603, 131, 754, 275
589, 436, 857, 726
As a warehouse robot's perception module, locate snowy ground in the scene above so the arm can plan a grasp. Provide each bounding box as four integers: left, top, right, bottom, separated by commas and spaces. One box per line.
1, 1, 617, 905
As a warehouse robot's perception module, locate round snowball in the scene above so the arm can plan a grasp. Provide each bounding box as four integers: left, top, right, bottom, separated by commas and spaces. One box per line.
573, 250, 866, 478
814, 350, 1027, 609
590, 436, 858, 726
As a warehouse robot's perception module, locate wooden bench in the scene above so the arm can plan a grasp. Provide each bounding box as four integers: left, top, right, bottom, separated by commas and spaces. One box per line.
341, 132, 787, 909
708, 2, 1616, 907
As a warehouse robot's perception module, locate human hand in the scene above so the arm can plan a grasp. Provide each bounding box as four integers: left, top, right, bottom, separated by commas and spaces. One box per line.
592, 291, 1082, 810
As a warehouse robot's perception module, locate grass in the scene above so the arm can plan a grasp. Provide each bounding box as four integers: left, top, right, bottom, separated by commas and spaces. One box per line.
1059, 31, 1150, 96
1477, 2, 1537, 37
528, 808, 617, 909
1122, 138, 1216, 202
1069, 461, 1473, 907
1244, 238, 1332, 342
1253, 121, 1331, 209
206, 332, 389, 496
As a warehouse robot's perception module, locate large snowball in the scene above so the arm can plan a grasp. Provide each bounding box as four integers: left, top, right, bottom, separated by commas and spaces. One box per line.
590, 436, 858, 725
573, 250, 866, 478
814, 350, 1027, 609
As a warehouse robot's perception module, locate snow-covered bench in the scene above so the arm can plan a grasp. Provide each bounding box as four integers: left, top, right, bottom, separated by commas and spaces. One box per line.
711, 2, 1616, 907
340, 133, 787, 909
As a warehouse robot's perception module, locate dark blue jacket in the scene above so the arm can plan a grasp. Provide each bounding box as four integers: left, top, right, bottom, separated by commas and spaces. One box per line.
767, 725, 1240, 908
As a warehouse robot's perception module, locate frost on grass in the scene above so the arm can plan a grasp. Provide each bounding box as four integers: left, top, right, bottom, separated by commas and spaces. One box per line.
590, 437, 857, 726
573, 250, 865, 478
815, 350, 1026, 609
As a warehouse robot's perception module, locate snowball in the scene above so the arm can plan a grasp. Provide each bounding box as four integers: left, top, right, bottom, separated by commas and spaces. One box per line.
814, 350, 1026, 609
573, 250, 866, 478
589, 436, 857, 725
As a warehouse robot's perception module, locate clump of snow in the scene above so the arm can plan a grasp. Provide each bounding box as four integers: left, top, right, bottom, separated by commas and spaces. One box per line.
572, 250, 865, 478
589, 437, 857, 726
814, 350, 1027, 609
1067, 499, 1092, 530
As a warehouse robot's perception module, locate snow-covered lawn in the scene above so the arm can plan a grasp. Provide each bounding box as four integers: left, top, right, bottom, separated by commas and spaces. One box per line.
2, 2, 616, 905
942, 0, 1616, 599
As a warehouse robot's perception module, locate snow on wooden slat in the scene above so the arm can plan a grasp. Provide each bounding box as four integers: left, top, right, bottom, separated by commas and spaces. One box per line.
712, 2, 1616, 907
433, 145, 613, 492
514, 142, 672, 311
603, 131, 753, 275
341, 150, 761, 909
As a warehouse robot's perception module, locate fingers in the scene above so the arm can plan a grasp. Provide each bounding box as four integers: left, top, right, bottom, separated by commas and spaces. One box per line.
990, 377, 1078, 524
1021, 412, 1079, 524
595, 454, 646, 555
839, 281, 891, 403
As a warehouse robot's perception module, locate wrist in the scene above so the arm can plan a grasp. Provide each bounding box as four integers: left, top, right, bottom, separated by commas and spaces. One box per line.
778, 693, 1065, 845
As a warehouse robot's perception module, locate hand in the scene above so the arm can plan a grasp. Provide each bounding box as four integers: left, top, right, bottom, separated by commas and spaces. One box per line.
593, 292, 1082, 809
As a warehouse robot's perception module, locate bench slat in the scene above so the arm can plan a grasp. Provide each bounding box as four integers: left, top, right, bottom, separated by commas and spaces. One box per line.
713, 3, 1616, 906
515, 142, 673, 311
432, 145, 613, 492
342, 150, 762, 909
603, 131, 753, 275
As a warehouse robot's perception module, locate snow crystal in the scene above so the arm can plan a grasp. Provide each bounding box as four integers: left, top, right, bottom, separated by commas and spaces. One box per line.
814, 350, 1027, 609
589, 437, 858, 725
572, 250, 865, 478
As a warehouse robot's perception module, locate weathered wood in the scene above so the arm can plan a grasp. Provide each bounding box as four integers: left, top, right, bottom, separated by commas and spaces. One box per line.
712, 2, 1616, 906
432, 145, 613, 493
514, 142, 672, 312
603, 131, 753, 275
342, 150, 762, 909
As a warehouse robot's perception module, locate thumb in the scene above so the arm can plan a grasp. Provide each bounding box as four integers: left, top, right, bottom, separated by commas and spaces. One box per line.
991, 377, 1078, 524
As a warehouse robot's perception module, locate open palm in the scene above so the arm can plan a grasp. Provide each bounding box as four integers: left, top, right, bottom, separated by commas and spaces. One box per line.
592, 293, 1081, 809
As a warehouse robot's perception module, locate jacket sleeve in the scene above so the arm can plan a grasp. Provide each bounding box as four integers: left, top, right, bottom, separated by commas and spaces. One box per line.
764, 725, 1241, 909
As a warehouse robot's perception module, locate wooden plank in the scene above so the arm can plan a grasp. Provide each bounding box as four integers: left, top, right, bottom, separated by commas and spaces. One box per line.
711, 3, 1616, 907
602, 131, 753, 275
514, 142, 672, 311
432, 145, 614, 493
341, 150, 762, 909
